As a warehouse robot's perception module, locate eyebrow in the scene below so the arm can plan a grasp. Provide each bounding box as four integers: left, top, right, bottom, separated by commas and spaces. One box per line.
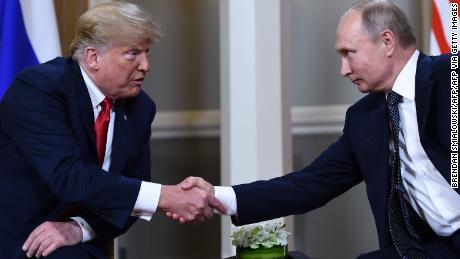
336, 47, 356, 54
126, 47, 150, 53
335, 47, 347, 53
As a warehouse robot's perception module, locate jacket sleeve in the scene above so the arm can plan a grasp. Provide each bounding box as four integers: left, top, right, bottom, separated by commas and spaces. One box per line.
80, 121, 153, 240
232, 110, 363, 225
0, 74, 141, 228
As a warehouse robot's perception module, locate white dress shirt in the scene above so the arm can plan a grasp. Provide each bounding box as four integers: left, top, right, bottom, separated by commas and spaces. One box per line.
72, 67, 161, 242
391, 50, 460, 236
215, 50, 460, 237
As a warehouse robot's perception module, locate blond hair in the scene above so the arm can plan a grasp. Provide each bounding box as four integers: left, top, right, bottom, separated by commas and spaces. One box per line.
70, 2, 161, 61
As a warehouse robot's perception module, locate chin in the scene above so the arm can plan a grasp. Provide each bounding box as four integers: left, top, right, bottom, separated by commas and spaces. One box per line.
356, 85, 369, 93
116, 87, 141, 99
128, 89, 141, 98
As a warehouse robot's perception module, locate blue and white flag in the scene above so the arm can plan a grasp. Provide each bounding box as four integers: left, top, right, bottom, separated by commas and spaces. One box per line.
0, 0, 61, 99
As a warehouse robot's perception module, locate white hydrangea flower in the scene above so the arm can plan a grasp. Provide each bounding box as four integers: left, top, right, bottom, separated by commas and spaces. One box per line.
231, 219, 290, 249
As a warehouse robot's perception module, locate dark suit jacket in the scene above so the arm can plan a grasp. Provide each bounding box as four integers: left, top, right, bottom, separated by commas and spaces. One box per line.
0, 57, 155, 258
232, 53, 457, 251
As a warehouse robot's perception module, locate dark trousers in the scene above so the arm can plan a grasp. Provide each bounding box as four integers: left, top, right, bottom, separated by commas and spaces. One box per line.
25, 245, 99, 259
47, 246, 95, 259
19, 240, 108, 259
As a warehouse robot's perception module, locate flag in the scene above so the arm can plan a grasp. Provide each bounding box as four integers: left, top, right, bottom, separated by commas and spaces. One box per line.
0, 0, 61, 99
430, 0, 456, 55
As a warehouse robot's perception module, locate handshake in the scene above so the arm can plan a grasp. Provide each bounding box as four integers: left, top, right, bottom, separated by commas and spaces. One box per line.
21, 176, 225, 258
158, 176, 226, 224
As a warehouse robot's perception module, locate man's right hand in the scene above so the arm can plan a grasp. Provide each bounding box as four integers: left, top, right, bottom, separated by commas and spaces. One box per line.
158, 181, 226, 224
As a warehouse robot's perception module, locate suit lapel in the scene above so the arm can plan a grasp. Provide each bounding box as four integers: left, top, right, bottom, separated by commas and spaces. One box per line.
67, 61, 97, 150
364, 94, 391, 187
109, 100, 129, 175
77, 91, 96, 147
414, 53, 451, 183
414, 53, 434, 134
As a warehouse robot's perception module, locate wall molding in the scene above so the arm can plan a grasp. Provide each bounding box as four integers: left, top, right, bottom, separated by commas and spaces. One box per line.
151, 105, 348, 139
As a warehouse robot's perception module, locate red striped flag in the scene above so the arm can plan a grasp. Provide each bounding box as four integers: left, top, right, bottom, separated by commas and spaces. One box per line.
431, 0, 458, 55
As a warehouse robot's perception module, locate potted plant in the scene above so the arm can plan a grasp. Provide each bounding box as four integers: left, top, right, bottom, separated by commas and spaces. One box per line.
231, 219, 290, 259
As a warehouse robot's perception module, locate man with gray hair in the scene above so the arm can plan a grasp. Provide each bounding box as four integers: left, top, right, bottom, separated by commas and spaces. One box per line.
0, 2, 224, 259
180, 1, 459, 258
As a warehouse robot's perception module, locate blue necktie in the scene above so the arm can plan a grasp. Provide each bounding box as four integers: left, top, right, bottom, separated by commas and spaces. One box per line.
386, 91, 429, 258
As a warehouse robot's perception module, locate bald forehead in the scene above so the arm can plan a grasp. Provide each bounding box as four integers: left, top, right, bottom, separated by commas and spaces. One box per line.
337, 9, 362, 32
335, 10, 366, 52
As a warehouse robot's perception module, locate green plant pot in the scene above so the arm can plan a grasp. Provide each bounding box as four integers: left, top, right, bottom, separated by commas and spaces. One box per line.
236, 245, 287, 259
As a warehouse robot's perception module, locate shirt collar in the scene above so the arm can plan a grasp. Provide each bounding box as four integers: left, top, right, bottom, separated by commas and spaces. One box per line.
80, 66, 106, 109
390, 50, 419, 101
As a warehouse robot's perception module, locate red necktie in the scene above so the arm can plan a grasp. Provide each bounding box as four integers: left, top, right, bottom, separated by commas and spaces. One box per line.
95, 97, 113, 166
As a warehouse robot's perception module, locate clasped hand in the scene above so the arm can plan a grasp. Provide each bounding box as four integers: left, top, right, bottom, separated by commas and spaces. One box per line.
160, 176, 226, 224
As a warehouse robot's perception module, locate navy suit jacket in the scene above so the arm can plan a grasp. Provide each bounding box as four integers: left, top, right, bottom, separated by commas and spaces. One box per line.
0, 57, 155, 258
232, 53, 457, 251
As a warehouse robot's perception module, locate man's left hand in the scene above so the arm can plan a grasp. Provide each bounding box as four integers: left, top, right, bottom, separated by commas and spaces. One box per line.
22, 221, 82, 258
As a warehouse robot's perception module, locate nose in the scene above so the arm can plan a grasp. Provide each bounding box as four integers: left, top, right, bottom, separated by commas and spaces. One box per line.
340, 57, 351, 77
138, 53, 150, 73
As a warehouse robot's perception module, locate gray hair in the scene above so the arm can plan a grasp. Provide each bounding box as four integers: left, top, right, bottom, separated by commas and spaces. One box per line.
346, 0, 416, 48
70, 2, 161, 61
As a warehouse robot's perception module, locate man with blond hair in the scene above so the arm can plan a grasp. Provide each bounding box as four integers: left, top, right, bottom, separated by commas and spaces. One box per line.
0, 2, 224, 258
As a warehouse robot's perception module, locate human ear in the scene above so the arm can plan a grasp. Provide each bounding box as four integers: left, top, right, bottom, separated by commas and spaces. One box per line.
381, 30, 395, 57
83, 47, 100, 71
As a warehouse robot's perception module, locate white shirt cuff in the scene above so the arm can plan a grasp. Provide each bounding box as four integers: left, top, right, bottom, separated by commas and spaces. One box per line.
71, 217, 96, 243
132, 181, 162, 221
214, 186, 237, 215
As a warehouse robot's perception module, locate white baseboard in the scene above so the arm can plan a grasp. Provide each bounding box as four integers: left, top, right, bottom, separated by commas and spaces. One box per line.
151, 105, 348, 139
